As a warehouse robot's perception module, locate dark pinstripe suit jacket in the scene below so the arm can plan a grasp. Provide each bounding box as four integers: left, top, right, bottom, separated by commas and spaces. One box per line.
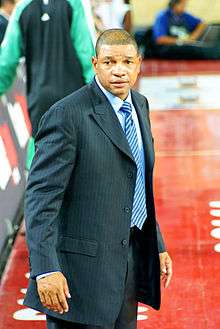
24, 79, 166, 326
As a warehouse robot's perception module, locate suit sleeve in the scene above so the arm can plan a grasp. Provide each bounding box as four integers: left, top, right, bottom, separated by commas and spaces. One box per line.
156, 221, 166, 253
144, 96, 167, 253
24, 105, 77, 278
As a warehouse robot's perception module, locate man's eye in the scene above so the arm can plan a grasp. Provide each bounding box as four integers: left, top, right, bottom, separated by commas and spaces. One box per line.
104, 61, 110, 65
126, 60, 133, 64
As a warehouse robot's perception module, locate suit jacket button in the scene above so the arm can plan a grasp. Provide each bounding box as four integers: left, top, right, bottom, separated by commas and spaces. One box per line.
121, 239, 128, 246
124, 207, 131, 213
127, 171, 133, 178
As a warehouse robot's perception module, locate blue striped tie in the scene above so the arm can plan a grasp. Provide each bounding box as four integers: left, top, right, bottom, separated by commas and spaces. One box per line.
120, 101, 147, 229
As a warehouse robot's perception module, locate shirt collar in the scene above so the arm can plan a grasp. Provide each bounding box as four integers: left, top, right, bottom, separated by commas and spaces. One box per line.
95, 76, 132, 113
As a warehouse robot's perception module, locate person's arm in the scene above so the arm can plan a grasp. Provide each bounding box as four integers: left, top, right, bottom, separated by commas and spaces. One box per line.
0, 5, 23, 95
156, 221, 172, 288
68, 0, 95, 84
156, 221, 166, 253
156, 35, 178, 45
187, 22, 207, 42
25, 104, 77, 278
153, 12, 176, 45
25, 104, 77, 313
123, 10, 132, 33
182, 13, 207, 43
143, 95, 173, 288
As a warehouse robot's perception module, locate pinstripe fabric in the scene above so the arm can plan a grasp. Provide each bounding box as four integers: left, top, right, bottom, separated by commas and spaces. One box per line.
24, 79, 165, 326
119, 101, 147, 229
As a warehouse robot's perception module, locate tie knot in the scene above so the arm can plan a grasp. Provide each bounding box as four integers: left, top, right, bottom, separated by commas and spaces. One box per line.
120, 101, 132, 115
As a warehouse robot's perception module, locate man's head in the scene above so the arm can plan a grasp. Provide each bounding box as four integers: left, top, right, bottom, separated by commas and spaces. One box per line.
92, 29, 141, 100
0, 0, 16, 15
168, 0, 187, 15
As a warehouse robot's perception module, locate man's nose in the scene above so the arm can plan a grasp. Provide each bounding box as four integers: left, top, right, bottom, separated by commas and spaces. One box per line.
112, 64, 126, 76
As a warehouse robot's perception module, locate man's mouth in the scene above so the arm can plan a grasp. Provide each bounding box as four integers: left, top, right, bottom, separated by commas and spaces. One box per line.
111, 81, 128, 87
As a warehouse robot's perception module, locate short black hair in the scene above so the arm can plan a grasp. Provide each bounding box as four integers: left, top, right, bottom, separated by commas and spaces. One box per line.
168, 0, 182, 9
95, 29, 139, 57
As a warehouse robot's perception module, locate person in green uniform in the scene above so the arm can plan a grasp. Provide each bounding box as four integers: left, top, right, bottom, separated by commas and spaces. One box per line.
0, 0, 95, 169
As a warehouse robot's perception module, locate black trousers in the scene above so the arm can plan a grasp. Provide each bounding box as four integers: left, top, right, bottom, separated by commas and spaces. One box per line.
46, 228, 139, 329
154, 44, 220, 60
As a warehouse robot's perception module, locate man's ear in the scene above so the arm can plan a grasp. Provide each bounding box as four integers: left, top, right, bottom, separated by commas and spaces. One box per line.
137, 55, 142, 74
92, 56, 98, 72
138, 54, 142, 64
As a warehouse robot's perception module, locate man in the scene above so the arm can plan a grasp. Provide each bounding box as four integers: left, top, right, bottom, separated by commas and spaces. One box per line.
152, 0, 220, 59
0, 0, 16, 44
24, 29, 172, 329
0, 0, 94, 168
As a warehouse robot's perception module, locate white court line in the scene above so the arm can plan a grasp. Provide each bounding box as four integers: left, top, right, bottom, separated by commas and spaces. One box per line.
137, 315, 148, 320
210, 201, 220, 253
211, 220, 220, 226
209, 201, 220, 208
210, 228, 220, 239
210, 209, 220, 217
20, 288, 27, 294
214, 243, 220, 252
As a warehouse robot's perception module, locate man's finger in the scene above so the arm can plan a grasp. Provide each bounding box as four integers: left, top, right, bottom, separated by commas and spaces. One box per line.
50, 292, 64, 314
44, 292, 53, 309
164, 264, 173, 288
38, 291, 46, 305
165, 272, 172, 288
57, 290, 69, 313
63, 279, 71, 299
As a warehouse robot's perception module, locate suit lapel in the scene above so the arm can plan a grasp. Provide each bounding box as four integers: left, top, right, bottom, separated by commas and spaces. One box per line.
131, 91, 154, 171
89, 80, 135, 163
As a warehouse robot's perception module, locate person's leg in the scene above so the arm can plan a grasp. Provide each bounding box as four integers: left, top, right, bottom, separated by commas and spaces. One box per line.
46, 315, 114, 329
114, 228, 139, 329
200, 45, 220, 59
155, 44, 220, 60
47, 228, 139, 329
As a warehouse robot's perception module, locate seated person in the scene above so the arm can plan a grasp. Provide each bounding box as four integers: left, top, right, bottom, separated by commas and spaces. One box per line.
152, 0, 220, 59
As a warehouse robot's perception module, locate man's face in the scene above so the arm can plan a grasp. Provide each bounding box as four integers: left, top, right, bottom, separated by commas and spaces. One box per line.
92, 44, 141, 100
173, 0, 187, 14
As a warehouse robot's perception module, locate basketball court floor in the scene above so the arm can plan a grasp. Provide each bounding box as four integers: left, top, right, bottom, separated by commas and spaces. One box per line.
0, 60, 220, 329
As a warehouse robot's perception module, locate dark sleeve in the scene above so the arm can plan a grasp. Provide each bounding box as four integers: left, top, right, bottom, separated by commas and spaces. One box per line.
156, 222, 166, 253
185, 12, 202, 31
24, 105, 77, 278
144, 96, 167, 253
152, 11, 169, 40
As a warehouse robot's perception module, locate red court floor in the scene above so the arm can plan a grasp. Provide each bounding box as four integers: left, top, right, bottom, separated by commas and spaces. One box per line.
1, 61, 220, 328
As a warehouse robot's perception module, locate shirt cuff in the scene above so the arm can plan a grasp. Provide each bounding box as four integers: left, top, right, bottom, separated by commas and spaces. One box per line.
36, 271, 61, 281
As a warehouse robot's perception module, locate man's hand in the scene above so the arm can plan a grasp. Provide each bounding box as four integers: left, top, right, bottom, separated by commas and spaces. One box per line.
37, 272, 71, 314
159, 252, 173, 288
